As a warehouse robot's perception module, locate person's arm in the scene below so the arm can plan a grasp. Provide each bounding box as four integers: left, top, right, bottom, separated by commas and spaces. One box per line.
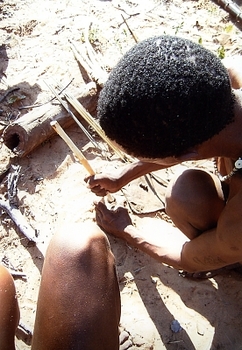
95, 200, 242, 272
95, 201, 189, 270
87, 160, 167, 196
119, 221, 189, 271
115, 160, 168, 186
125, 225, 237, 272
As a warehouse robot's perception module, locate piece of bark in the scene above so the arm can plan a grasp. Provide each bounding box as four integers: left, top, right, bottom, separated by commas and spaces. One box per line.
0, 199, 37, 243
2, 83, 98, 157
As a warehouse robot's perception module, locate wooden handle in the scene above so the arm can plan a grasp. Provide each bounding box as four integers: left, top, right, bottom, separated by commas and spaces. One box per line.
50, 121, 95, 176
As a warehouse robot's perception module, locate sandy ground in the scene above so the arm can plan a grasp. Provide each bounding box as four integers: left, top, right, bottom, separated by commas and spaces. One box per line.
1, 0, 242, 349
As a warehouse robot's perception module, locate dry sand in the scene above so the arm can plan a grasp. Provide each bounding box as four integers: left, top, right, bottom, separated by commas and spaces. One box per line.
1, 0, 242, 349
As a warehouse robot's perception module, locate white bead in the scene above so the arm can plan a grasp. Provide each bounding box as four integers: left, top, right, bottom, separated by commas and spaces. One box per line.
235, 158, 242, 169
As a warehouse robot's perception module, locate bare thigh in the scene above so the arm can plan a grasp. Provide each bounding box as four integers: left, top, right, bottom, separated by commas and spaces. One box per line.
165, 168, 226, 239
31, 221, 120, 350
0, 265, 20, 350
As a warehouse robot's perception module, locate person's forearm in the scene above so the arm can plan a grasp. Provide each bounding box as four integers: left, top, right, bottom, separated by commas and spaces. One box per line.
117, 161, 166, 188
122, 223, 239, 272
122, 224, 188, 271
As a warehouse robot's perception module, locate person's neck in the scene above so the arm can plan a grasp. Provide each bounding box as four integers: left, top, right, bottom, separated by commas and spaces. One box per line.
197, 90, 242, 160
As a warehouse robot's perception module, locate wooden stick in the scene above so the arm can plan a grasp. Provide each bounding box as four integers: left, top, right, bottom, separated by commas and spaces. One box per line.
51, 121, 115, 202
0, 165, 38, 243
44, 81, 102, 152
121, 14, 139, 43
64, 92, 130, 162
50, 121, 95, 175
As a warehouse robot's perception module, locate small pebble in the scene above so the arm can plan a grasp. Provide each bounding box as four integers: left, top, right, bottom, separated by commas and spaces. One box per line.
171, 320, 182, 333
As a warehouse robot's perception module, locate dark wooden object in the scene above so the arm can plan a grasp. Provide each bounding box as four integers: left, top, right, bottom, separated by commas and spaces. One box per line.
2, 87, 98, 157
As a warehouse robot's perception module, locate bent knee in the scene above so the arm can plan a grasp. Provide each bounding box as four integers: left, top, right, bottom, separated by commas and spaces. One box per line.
165, 169, 225, 216
0, 265, 14, 287
48, 221, 112, 266
42, 222, 116, 298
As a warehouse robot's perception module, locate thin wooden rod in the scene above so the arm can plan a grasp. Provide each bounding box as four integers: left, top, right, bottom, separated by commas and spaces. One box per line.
64, 92, 130, 162
51, 121, 95, 175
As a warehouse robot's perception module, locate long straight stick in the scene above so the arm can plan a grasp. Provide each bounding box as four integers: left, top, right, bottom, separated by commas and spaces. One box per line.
63, 92, 129, 162
51, 121, 115, 202
45, 81, 103, 152
50, 121, 95, 175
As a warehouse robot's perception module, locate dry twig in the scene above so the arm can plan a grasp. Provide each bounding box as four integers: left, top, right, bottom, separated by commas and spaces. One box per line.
0, 165, 37, 243
69, 23, 109, 88
121, 14, 139, 43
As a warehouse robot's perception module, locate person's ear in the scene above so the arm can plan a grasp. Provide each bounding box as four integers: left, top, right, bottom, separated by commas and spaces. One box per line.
176, 149, 199, 162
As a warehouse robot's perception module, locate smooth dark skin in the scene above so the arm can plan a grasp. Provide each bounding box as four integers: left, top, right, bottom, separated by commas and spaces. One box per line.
0, 265, 20, 350
31, 222, 121, 350
89, 57, 242, 273
92, 134, 242, 272
1, 56, 242, 349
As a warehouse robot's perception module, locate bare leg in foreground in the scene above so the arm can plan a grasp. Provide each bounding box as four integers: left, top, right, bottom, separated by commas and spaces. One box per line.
0, 265, 20, 350
32, 221, 121, 350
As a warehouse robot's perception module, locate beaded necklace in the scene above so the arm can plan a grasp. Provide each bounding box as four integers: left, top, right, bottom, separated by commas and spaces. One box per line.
214, 157, 242, 182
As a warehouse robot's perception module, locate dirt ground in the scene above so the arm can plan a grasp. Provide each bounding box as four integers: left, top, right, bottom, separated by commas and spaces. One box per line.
1, 0, 242, 349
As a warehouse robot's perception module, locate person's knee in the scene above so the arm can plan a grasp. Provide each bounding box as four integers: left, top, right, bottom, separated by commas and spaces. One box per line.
165, 168, 225, 231
166, 168, 222, 211
33, 222, 120, 350
46, 221, 114, 273
0, 265, 20, 348
165, 169, 200, 214
0, 265, 19, 315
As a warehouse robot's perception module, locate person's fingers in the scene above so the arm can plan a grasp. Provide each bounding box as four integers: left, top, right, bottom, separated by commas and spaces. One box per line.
95, 201, 127, 218
94, 200, 107, 209
87, 183, 107, 196
94, 201, 108, 218
84, 175, 91, 183
116, 206, 128, 216
87, 178, 106, 194
85, 175, 101, 188
95, 189, 107, 196
95, 211, 102, 224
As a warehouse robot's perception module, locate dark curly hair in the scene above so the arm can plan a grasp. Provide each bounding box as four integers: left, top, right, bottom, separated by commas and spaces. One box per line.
97, 35, 235, 159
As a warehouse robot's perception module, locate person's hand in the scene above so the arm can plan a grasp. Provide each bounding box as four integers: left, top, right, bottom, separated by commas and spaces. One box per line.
85, 173, 122, 196
94, 200, 133, 239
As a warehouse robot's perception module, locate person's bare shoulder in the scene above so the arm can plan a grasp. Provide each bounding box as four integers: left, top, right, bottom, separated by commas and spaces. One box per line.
222, 55, 242, 89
